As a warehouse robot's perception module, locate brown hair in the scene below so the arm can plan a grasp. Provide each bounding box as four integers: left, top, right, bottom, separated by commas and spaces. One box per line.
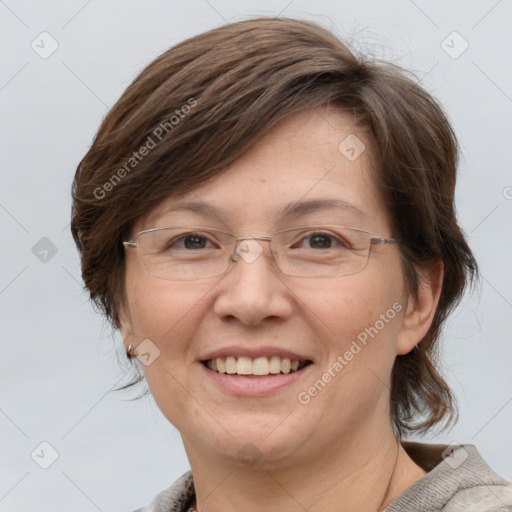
71, 16, 478, 437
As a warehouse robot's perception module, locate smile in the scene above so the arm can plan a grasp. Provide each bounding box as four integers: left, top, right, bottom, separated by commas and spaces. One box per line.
203, 356, 312, 376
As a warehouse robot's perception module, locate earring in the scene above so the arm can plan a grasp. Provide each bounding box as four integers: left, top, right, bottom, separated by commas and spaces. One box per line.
127, 341, 132, 354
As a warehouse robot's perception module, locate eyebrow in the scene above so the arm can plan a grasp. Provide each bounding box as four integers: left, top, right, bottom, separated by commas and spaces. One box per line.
160, 198, 370, 222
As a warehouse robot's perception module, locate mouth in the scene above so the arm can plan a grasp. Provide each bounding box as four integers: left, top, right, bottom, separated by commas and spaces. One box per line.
201, 356, 313, 377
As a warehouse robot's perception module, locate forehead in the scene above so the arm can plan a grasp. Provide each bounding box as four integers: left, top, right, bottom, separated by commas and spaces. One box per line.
137, 108, 390, 234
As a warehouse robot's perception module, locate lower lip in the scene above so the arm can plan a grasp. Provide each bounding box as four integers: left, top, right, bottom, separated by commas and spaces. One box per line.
200, 362, 313, 397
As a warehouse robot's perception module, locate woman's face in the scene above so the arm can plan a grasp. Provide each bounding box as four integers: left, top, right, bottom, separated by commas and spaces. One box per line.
120, 107, 419, 468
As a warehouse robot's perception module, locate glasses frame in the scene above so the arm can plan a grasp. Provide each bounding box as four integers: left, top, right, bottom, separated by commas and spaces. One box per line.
123, 225, 403, 281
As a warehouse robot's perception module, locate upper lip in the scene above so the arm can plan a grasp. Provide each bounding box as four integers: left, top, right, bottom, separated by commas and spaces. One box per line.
200, 346, 313, 363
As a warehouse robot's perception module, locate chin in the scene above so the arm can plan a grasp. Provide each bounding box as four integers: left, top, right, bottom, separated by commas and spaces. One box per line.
193, 415, 318, 468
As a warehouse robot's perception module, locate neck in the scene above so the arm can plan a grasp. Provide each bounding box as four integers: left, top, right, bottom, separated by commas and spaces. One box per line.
183, 425, 427, 512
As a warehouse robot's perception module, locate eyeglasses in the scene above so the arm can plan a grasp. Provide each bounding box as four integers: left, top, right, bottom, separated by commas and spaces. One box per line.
123, 225, 402, 281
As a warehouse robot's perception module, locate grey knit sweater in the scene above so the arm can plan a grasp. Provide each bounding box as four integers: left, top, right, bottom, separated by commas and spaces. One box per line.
132, 441, 512, 511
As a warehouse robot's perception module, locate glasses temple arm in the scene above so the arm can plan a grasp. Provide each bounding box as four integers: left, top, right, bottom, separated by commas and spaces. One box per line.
370, 237, 404, 245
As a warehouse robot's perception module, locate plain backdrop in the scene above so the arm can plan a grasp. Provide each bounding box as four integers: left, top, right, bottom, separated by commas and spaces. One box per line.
1, 1, 511, 511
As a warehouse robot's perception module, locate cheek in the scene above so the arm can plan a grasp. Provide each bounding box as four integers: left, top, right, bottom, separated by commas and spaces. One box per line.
300, 271, 403, 344
304, 278, 404, 416
304, 269, 405, 405
124, 263, 214, 359
123, 269, 218, 428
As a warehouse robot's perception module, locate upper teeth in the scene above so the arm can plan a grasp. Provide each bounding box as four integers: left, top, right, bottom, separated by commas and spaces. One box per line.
206, 356, 305, 375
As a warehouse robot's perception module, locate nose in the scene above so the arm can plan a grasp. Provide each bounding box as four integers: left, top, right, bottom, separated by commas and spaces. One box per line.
212, 237, 293, 326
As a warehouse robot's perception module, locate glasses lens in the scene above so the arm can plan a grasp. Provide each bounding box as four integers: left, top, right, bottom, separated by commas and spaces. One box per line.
272, 226, 371, 277
136, 227, 234, 280
132, 226, 371, 280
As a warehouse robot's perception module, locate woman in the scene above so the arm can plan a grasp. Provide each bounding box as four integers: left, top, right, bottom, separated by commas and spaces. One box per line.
71, 17, 512, 512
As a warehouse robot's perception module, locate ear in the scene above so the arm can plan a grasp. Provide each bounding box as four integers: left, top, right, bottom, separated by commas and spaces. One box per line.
396, 260, 444, 355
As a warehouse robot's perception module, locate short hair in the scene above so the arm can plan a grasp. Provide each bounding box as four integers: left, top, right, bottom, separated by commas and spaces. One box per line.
71, 17, 478, 437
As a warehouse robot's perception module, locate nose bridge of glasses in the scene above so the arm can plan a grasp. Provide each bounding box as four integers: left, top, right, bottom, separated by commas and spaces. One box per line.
236, 235, 273, 244
230, 235, 275, 265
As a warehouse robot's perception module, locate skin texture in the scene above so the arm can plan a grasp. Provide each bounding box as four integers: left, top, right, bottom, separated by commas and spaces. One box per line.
120, 107, 443, 512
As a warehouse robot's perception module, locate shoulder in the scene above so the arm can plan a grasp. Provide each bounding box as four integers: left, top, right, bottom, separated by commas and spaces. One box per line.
385, 442, 512, 512
443, 484, 512, 511
130, 471, 195, 512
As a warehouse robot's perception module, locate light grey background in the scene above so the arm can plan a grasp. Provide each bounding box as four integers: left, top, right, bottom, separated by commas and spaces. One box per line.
1, 1, 511, 511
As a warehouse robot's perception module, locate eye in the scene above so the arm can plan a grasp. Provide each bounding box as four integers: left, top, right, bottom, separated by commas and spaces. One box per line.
165, 232, 217, 251
292, 231, 350, 250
